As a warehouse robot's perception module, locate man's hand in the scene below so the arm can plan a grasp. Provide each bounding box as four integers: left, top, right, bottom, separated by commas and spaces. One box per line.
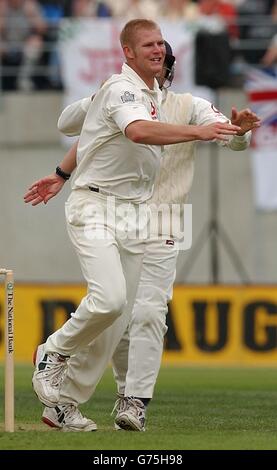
231, 107, 261, 135
198, 122, 242, 142
24, 174, 65, 206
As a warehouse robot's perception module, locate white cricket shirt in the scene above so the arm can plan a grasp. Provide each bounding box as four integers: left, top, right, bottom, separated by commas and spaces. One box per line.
150, 90, 251, 206
71, 63, 163, 203
58, 87, 251, 237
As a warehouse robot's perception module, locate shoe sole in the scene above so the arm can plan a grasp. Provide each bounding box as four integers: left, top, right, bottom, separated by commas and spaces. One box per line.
42, 416, 61, 429
115, 416, 145, 432
62, 424, 98, 432
42, 416, 97, 432
114, 423, 123, 431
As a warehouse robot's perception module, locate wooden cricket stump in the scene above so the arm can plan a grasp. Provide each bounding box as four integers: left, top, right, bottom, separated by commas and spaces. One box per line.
0, 269, 14, 432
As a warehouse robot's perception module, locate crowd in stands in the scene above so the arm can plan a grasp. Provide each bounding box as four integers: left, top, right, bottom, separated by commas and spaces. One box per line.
0, 0, 276, 91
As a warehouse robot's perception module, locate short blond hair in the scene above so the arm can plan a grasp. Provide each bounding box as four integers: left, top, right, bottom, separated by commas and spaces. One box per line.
120, 19, 161, 48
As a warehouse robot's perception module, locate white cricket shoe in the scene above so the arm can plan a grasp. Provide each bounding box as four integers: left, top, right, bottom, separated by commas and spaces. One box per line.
32, 344, 68, 407
112, 394, 127, 430
114, 396, 146, 431
42, 405, 97, 432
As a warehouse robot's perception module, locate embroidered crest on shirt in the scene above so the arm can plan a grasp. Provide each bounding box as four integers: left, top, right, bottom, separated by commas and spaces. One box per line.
150, 102, 158, 120
121, 91, 135, 103
166, 239, 175, 246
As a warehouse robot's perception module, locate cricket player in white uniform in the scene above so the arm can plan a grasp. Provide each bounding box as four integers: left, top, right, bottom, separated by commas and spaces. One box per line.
26, 31, 258, 431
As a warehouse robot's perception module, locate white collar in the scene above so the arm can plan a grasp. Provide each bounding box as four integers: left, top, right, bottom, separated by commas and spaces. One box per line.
122, 63, 161, 95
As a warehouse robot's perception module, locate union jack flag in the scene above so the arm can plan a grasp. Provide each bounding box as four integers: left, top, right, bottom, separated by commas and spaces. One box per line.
245, 66, 277, 210
245, 67, 277, 147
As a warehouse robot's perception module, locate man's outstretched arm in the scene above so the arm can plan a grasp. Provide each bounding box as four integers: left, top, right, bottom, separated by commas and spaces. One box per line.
125, 120, 242, 145
24, 141, 78, 206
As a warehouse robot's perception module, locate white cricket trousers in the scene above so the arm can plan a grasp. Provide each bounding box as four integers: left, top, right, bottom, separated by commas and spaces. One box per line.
59, 236, 179, 404
45, 189, 146, 357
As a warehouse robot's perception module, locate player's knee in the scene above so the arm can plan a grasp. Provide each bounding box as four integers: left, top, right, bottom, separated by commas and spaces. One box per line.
138, 308, 166, 326
131, 305, 167, 340
85, 285, 126, 318
142, 285, 166, 313
105, 290, 126, 317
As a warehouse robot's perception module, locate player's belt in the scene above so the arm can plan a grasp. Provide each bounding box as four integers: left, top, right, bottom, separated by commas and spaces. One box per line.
89, 186, 100, 193
88, 186, 115, 197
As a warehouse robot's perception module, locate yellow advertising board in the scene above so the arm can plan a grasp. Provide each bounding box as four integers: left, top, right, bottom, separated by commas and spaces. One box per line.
1, 283, 277, 364
167, 285, 277, 365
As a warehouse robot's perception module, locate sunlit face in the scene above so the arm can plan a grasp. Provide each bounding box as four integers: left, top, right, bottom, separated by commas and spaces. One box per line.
124, 28, 166, 86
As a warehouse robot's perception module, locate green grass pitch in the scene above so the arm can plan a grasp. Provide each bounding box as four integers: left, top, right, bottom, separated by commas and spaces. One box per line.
1, 365, 277, 450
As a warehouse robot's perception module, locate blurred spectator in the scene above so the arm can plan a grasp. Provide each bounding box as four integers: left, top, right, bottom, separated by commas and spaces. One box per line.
104, 0, 125, 16
230, 0, 246, 5
108, 0, 160, 19
0, 0, 47, 91
238, 0, 276, 64
38, 1, 65, 22
262, 33, 277, 66
38, 1, 66, 90
161, 0, 199, 21
198, 0, 239, 38
195, 1, 233, 88
67, 0, 112, 17
0, 0, 47, 90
